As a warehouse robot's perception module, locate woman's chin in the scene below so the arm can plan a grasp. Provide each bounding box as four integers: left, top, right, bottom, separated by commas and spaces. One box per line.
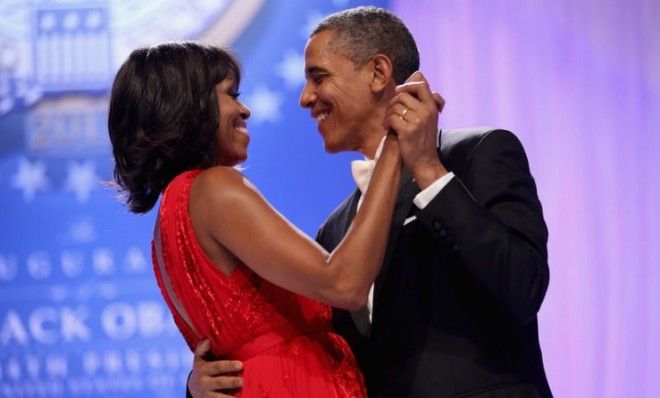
219, 157, 243, 168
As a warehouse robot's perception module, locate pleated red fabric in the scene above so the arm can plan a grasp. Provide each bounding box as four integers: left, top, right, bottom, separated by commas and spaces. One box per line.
152, 170, 366, 397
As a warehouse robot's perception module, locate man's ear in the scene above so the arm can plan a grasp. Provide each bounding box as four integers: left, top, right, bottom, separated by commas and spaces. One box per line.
369, 54, 394, 94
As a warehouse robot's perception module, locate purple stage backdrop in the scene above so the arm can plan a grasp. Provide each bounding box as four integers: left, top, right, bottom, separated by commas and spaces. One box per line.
1, 1, 658, 397
392, 1, 660, 397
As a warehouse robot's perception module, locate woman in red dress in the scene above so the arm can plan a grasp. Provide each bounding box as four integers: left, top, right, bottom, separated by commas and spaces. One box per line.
108, 42, 401, 397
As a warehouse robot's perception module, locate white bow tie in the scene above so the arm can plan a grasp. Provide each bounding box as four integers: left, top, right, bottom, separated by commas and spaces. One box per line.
351, 158, 376, 194
350, 136, 386, 194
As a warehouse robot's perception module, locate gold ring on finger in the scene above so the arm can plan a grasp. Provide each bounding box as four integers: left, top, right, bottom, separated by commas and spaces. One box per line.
400, 108, 409, 121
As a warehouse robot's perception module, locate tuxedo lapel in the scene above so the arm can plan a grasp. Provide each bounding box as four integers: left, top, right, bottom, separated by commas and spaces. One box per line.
373, 169, 419, 313
340, 172, 419, 333
336, 189, 374, 337
371, 131, 445, 318
339, 188, 361, 238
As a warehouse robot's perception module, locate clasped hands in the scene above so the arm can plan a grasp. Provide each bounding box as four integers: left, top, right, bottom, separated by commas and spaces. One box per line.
385, 71, 449, 190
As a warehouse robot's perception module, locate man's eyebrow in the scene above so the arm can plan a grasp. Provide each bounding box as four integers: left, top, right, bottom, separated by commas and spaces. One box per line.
305, 66, 327, 75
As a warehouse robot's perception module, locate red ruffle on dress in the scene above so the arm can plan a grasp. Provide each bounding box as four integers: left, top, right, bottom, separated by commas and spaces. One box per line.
152, 170, 366, 397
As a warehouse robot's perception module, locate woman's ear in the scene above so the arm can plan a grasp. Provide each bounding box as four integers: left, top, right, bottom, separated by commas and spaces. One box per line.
369, 54, 394, 94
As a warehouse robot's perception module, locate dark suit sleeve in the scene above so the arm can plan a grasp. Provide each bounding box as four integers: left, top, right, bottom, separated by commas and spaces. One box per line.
417, 130, 549, 325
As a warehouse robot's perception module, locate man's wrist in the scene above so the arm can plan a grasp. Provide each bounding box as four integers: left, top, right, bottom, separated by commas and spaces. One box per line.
413, 172, 454, 209
412, 159, 448, 190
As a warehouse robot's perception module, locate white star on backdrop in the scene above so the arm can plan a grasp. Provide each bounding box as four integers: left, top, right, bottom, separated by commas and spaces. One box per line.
7, 359, 20, 379
61, 250, 84, 277
0, 97, 13, 115
301, 10, 324, 38
12, 157, 49, 201
15, 81, 43, 106
82, 352, 100, 375
0, 255, 17, 281
65, 160, 100, 203
277, 51, 306, 88
125, 246, 147, 273
93, 248, 114, 275
85, 11, 102, 29
0, 76, 12, 115
40, 13, 57, 31
63, 11, 80, 30
125, 351, 141, 373
70, 218, 97, 243
146, 351, 163, 370
104, 351, 123, 373
245, 86, 283, 124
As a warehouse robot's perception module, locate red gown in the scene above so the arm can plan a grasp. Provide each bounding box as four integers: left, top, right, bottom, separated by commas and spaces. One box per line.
152, 170, 366, 397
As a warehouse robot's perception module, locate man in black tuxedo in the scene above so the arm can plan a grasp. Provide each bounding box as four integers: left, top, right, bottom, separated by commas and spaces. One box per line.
188, 6, 552, 397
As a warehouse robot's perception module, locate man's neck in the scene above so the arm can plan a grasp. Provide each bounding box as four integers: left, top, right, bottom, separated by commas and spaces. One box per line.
356, 86, 396, 158
360, 130, 388, 159
356, 106, 389, 159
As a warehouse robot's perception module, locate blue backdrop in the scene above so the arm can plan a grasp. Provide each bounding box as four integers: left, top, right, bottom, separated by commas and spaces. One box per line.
0, 1, 382, 397
2, 1, 659, 397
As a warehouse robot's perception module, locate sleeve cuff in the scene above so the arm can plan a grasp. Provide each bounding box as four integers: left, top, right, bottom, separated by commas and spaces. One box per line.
413, 172, 455, 209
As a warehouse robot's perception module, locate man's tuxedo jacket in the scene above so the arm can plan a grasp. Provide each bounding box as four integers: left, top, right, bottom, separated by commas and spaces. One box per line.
317, 128, 552, 397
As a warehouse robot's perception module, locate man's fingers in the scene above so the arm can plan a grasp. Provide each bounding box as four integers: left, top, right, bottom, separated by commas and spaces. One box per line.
383, 100, 410, 126
403, 70, 425, 83
390, 89, 443, 116
395, 81, 434, 104
432, 92, 445, 112
194, 339, 211, 360
399, 71, 432, 102
208, 376, 244, 391
386, 113, 408, 136
207, 360, 243, 376
390, 92, 422, 113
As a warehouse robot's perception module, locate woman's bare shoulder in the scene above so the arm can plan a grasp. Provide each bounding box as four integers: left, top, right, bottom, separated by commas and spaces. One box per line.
192, 166, 258, 203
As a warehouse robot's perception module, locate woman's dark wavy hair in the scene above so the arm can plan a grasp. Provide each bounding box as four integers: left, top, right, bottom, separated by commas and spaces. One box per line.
108, 42, 241, 213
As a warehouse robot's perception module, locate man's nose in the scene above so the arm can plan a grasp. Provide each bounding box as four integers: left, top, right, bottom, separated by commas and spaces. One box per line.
299, 83, 315, 108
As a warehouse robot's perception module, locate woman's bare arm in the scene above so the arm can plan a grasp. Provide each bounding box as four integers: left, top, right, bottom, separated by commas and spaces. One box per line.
189, 135, 400, 310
